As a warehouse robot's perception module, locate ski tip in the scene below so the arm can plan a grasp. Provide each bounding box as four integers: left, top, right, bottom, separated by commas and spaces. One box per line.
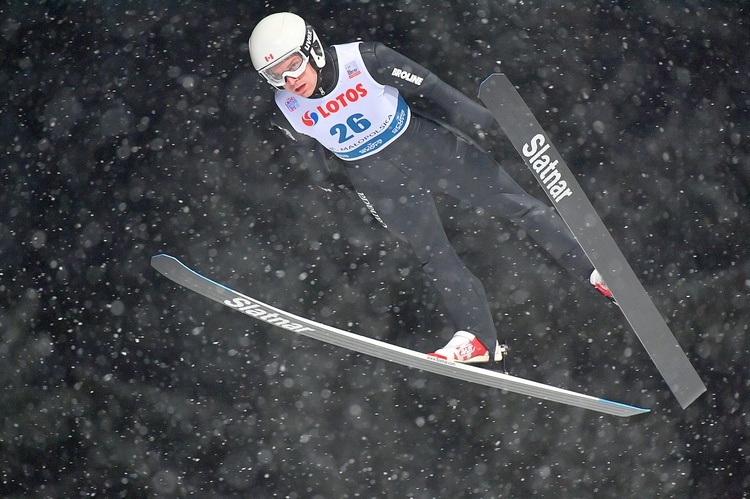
151, 253, 177, 262
478, 73, 499, 97
151, 254, 183, 275
480, 72, 503, 85
151, 253, 171, 265
478, 72, 509, 97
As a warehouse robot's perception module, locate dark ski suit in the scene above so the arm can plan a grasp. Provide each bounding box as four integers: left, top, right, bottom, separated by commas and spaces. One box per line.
269, 42, 593, 355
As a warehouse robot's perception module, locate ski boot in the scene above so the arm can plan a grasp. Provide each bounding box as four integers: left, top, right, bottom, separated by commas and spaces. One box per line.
428, 331, 508, 364
590, 269, 616, 303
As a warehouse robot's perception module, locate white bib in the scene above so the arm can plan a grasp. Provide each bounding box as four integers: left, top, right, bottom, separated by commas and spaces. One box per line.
275, 42, 411, 161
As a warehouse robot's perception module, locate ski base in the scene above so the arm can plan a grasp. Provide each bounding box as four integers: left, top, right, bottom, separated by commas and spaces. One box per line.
152, 254, 649, 418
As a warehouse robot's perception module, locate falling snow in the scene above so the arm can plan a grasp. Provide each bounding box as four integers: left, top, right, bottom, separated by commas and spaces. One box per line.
2, 1, 749, 497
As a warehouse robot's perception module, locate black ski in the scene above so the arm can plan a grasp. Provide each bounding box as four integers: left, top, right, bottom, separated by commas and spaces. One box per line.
479, 73, 705, 409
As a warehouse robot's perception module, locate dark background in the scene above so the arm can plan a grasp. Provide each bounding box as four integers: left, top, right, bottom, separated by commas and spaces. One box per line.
2, 0, 749, 497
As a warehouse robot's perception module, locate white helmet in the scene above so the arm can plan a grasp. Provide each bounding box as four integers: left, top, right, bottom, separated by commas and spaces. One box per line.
249, 12, 326, 87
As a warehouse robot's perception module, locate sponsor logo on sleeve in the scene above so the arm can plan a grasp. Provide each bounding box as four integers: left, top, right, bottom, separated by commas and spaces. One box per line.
391, 67, 424, 85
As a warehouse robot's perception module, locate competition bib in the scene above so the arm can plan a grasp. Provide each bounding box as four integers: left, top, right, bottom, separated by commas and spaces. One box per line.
276, 42, 411, 161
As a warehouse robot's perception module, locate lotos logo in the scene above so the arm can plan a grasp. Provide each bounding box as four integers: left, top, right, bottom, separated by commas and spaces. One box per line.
301, 83, 368, 127
302, 111, 319, 126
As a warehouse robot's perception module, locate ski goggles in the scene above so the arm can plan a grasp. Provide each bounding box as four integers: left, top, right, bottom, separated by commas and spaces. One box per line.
259, 50, 309, 87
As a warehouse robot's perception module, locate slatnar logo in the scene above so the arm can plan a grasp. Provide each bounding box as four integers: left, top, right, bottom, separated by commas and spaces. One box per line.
224, 297, 314, 333
522, 133, 573, 203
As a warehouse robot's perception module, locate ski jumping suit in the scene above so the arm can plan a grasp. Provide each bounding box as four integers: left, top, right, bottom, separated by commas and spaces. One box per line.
271, 42, 594, 355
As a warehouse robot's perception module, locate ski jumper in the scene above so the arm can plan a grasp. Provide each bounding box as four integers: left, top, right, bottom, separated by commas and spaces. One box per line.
271, 42, 593, 355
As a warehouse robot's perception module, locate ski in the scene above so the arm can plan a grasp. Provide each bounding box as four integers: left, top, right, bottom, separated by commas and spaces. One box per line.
478, 73, 706, 408
152, 254, 649, 417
